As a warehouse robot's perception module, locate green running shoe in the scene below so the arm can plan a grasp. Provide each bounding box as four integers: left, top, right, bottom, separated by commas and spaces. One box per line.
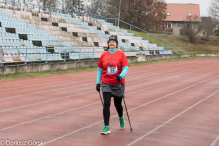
119, 117, 125, 128
101, 126, 110, 135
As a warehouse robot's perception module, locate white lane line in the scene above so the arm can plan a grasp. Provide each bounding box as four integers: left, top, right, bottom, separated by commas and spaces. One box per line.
41, 75, 219, 146
1, 65, 218, 135
0, 76, 95, 92
0, 58, 212, 91
0, 69, 156, 92
38, 120, 104, 146
126, 63, 219, 85
0, 90, 95, 113
0, 101, 101, 132
127, 90, 219, 146
0, 58, 213, 86
1, 67, 218, 113
1, 63, 218, 102
210, 135, 219, 146
0, 70, 97, 84
0, 82, 93, 101
0, 61, 203, 92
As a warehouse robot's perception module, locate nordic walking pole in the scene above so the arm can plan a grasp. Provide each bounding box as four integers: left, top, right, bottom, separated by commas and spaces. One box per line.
119, 82, 133, 132
98, 91, 104, 106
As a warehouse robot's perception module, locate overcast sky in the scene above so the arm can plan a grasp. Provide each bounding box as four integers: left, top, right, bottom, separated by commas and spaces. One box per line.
165, 0, 212, 16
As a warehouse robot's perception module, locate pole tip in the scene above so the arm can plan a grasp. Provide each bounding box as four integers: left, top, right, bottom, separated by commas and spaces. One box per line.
130, 128, 133, 132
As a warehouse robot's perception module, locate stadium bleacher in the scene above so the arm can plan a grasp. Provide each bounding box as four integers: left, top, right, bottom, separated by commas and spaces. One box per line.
0, 2, 173, 65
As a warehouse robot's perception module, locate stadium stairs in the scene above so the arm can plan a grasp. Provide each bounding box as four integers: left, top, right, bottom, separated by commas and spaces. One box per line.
0, 3, 172, 65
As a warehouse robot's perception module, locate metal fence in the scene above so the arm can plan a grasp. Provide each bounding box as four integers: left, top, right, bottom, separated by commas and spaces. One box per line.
26, 3, 72, 15
0, 0, 21, 8
0, 47, 105, 66
0, 47, 189, 66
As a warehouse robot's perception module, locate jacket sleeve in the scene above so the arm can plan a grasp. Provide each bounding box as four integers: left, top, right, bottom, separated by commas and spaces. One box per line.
120, 66, 128, 79
96, 67, 103, 84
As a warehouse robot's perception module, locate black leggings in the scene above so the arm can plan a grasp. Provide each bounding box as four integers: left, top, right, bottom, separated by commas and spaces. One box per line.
103, 92, 123, 126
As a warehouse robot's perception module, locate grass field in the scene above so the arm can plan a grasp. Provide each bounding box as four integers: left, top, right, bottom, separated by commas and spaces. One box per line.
127, 29, 219, 54
0, 56, 202, 82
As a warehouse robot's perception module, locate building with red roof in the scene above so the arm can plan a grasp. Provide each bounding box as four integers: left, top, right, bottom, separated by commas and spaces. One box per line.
163, 3, 201, 35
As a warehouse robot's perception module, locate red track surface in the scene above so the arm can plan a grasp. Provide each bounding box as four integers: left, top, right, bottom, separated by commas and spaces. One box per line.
0, 58, 219, 146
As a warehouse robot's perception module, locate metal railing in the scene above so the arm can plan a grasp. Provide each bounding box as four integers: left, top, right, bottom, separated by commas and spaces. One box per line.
163, 47, 188, 54
0, 47, 105, 66
0, 47, 189, 66
0, 1, 188, 56
138, 47, 176, 56
106, 18, 179, 53
26, 3, 72, 15
178, 47, 189, 54
24, 3, 185, 56
26, 4, 106, 20
76, 12, 106, 20
0, 0, 21, 8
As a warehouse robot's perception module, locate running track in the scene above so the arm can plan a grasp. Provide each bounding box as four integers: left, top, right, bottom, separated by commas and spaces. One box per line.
0, 58, 219, 146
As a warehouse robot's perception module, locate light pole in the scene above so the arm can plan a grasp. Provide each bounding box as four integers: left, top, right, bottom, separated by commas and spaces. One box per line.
118, 0, 122, 27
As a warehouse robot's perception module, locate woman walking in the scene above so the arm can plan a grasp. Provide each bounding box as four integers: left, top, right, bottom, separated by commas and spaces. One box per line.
96, 35, 129, 135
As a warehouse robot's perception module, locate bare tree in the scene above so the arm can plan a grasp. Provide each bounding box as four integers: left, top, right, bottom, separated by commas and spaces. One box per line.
180, 15, 201, 43
215, 26, 219, 36
106, 0, 167, 31
199, 17, 219, 39
85, 0, 108, 16
208, 0, 219, 36
62, 0, 85, 12
151, 0, 167, 33
36, 0, 60, 8
107, 0, 124, 19
21, 0, 34, 10
209, 0, 219, 21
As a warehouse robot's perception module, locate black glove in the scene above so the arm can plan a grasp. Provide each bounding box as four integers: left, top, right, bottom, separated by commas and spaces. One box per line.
116, 75, 123, 82
96, 84, 101, 92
